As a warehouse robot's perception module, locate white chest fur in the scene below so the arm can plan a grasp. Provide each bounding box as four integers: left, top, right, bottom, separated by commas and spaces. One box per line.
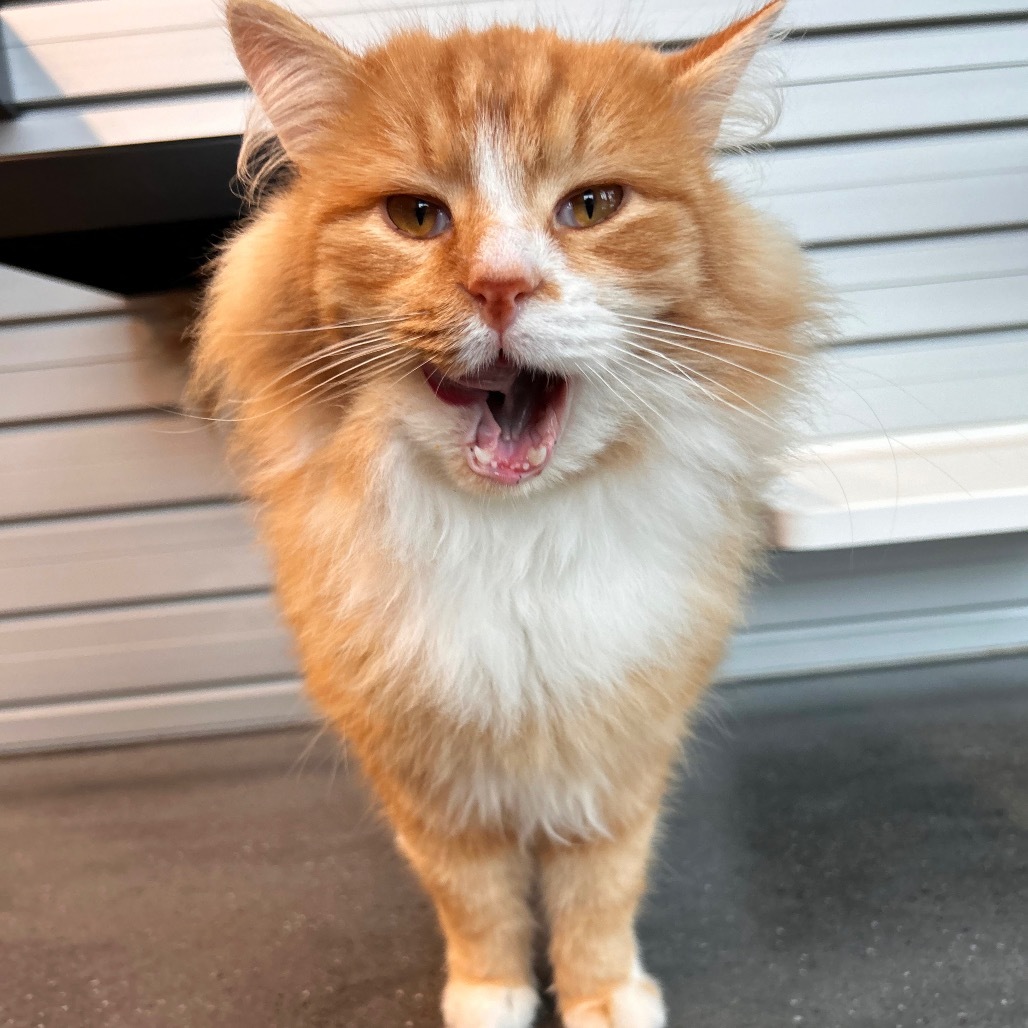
378, 419, 750, 730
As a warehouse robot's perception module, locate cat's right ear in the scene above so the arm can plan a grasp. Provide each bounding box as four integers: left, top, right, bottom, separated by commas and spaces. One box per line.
666, 0, 784, 147
227, 0, 355, 164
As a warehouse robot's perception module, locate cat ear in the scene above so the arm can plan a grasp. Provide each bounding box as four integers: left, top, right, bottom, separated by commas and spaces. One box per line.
227, 0, 355, 163
666, 0, 785, 146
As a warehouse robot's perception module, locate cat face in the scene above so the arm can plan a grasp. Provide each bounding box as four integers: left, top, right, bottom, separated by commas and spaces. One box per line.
213, 1, 808, 495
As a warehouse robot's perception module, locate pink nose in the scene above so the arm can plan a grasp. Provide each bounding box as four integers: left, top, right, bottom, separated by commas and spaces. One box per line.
466, 273, 540, 334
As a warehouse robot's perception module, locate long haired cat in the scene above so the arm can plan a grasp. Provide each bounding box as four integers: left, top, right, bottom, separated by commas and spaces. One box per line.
193, 1, 820, 1024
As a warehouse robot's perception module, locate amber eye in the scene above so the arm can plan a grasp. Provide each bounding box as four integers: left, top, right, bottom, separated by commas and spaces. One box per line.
555, 185, 624, 229
385, 195, 451, 239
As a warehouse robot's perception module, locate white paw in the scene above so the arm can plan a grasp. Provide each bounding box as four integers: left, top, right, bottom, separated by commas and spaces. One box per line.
442, 980, 539, 1028
562, 972, 666, 1028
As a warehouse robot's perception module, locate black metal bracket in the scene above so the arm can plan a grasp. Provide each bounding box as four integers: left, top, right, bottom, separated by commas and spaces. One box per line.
0, 17, 16, 121
0, 135, 245, 292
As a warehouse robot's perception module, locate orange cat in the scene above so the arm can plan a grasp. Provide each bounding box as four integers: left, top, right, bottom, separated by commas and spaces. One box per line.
193, 1, 820, 1024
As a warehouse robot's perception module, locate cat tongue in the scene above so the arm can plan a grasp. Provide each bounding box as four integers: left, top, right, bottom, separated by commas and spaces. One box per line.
470, 372, 563, 484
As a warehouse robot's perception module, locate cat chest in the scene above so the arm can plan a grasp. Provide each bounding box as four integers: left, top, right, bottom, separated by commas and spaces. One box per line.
386, 518, 698, 719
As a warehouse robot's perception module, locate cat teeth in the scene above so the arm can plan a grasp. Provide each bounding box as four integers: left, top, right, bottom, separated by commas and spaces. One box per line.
473, 445, 491, 465
526, 445, 548, 468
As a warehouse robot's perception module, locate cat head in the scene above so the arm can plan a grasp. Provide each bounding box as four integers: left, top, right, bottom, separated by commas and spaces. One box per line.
197, 0, 813, 496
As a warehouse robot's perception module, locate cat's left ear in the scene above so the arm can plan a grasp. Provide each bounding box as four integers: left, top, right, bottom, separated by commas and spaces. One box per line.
666, 0, 785, 146
227, 0, 356, 164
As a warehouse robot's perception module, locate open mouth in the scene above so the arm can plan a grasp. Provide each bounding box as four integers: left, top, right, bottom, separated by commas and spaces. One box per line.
423, 361, 569, 485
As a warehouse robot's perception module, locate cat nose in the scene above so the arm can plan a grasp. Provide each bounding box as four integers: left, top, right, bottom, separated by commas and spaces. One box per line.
466, 272, 541, 334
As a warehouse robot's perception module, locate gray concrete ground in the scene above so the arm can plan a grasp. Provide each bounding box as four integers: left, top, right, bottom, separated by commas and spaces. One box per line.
1, 684, 1026, 1028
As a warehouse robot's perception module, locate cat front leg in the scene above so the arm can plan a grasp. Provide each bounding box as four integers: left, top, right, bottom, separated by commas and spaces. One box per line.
395, 826, 539, 1028
540, 812, 666, 1028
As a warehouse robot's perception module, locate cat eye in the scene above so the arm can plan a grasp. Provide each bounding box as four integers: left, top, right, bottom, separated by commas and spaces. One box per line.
555, 185, 624, 229
385, 195, 451, 239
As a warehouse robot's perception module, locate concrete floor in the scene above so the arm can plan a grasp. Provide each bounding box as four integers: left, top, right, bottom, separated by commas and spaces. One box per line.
1, 685, 1026, 1028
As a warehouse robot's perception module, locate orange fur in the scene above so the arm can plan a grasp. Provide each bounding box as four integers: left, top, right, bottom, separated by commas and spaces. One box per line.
192, 2, 821, 1024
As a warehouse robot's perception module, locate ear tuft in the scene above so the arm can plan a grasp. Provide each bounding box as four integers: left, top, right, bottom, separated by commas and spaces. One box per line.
666, 0, 785, 147
227, 0, 354, 163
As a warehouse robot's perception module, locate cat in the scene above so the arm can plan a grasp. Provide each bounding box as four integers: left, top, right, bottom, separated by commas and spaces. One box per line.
192, 1, 821, 1025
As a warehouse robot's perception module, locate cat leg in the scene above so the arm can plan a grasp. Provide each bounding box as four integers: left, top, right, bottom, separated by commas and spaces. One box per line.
540, 814, 665, 1028
396, 828, 539, 1028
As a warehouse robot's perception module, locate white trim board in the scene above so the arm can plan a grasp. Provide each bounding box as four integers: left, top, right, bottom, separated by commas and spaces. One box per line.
777, 330, 1028, 550
773, 423, 1028, 550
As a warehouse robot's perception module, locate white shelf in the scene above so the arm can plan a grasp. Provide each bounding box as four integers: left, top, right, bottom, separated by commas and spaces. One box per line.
775, 333, 1028, 550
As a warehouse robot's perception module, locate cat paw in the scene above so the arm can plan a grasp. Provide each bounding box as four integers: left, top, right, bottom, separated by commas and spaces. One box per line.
442, 980, 539, 1028
561, 971, 666, 1028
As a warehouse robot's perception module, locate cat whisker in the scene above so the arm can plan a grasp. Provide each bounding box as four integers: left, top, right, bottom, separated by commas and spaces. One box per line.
185, 345, 419, 424
234, 314, 416, 337
293, 348, 419, 401
621, 327, 804, 403
612, 341, 780, 432
588, 356, 682, 438
266, 352, 417, 416
616, 313, 806, 363
254, 337, 401, 400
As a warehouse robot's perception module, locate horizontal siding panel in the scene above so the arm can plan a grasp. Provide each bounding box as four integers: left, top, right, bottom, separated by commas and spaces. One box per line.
0, 679, 313, 756
0, 414, 237, 521
7, 5, 1028, 104
815, 231, 1028, 290
0, 92, 249, 157
746, 532, 1028, 630
814, 330, 1028, 439
723, 129, 1028, 245
775, 22, 1028, 84
770, 66, 1028, 144
835, 275, 1028, 343
815, 232, 1028, 342
755, 170, 1028, 246
11, 12, 1028, 119
0, 315, 187, 424
0, 504, 271, 616
0, 264, 124, 322
0, 313, 170, 369
5, 0, 1026, 48
0, 594, 295, 706
0, 362, 184, 425
722, 129, 1028, 194
8, 61, 1027, 157
723, 602, 1028, 682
